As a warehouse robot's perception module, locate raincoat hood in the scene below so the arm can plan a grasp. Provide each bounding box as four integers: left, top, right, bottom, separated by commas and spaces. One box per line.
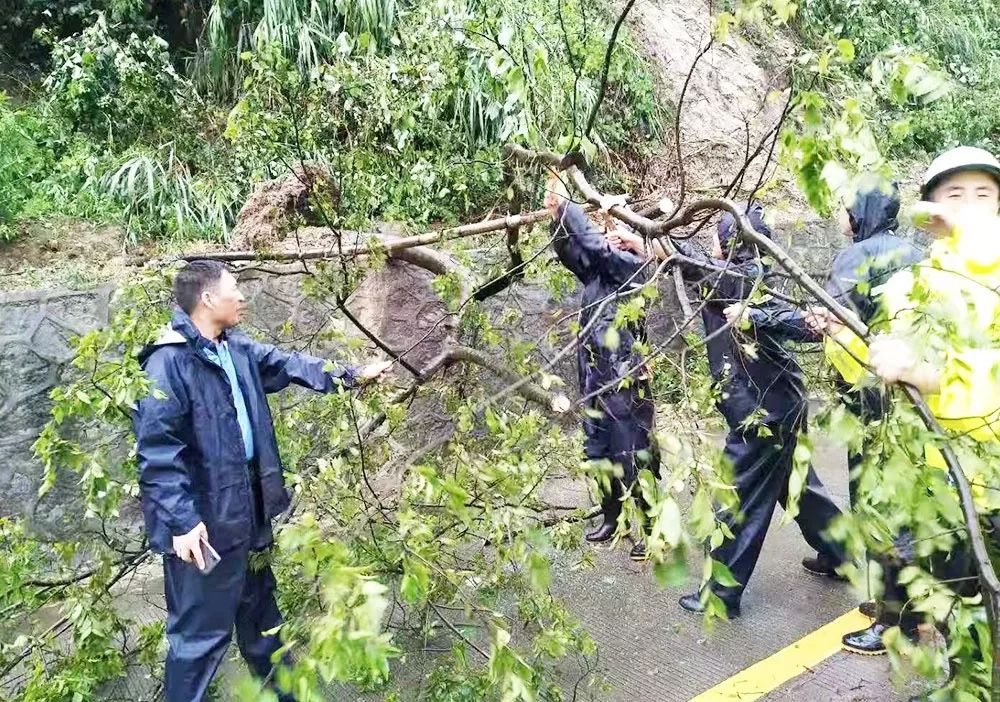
138, 308, 226, 365
718, 202, 772, 260
847, 184, 900, 243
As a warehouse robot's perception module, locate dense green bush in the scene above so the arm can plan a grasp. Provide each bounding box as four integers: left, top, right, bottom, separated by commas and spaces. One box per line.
797, 0, 1000, 153
225, 0, 663, 228
0, 95, 55, 241
0, 0, 144, 63
42, 13, 187, 144
1, 0, 663, 243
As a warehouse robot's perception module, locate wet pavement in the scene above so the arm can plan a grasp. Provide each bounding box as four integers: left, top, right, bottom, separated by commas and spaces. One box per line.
101, 434, 929, 701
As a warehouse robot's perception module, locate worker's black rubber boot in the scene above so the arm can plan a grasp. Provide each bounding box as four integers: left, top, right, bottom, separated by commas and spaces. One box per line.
678, 592, 741, 619
801, 553, 848, 581
585, 497, 622, 543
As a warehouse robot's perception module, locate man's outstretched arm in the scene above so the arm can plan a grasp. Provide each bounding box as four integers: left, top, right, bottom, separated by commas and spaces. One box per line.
245, 337, 390, 394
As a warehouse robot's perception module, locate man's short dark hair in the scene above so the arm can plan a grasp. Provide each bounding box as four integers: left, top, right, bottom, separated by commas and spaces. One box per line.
174, 260, 230, 314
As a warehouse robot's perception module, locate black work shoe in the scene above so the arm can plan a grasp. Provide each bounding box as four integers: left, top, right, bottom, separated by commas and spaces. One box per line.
842, 622, 891, 655
585, 517, 618, 543
858, 600, 879, 618
629, 541, 646, 561
801, 554, 848, 581
678, 592, 741, 619
842, 621, 919, 656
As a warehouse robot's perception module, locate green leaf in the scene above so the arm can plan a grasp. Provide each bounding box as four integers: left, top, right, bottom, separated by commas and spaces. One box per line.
498, 24, 514, 48
603, 326, 620, 350
836, 38, 855, 63
651, 497, 683, 547
713, 12, 736, 43
528, 552, 550, 591
711, 559, 741, 588
653, 557, 688, 588
769, 0, 797, 24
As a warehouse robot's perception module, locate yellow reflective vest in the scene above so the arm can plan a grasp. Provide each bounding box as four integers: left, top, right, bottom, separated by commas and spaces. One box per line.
823, 216, 1000, 509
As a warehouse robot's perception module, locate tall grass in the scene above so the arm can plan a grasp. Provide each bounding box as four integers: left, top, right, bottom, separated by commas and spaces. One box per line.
101, 146, 240, 243
191, 0, 399, 96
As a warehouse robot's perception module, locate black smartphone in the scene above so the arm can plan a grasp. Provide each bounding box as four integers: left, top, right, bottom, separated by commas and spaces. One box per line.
199, 537, 221, 575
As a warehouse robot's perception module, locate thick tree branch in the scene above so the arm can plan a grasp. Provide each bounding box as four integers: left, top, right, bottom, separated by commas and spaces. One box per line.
167, 208, 561, 264
447, 345, 563, 411
474, 167, 525, 301
673, 265, 694, 320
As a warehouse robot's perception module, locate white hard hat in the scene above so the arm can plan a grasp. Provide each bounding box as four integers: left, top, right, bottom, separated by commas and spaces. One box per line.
921, 146, 1000, 200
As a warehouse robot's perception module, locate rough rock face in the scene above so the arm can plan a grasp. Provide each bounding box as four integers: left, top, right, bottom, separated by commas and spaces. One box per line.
633, 0, 847, 273
0, 288, 112, 536
635, 0, 794, 189
236, 258, 454, 373
228, 163, 339, 251
344, 259, 455, 372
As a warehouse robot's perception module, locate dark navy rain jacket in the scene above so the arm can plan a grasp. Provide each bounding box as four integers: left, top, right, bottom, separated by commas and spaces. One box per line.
551, 202, 656, 484
675, 204, 808, 433
134, 310, 358, 554
746, 185, 921, 339
742, 187, 921, 430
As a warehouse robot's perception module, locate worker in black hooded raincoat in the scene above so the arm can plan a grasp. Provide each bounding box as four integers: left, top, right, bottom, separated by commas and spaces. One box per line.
734, 183, 924, 651
740, 182, 922, 503
546, 175, 659, 560
612, 202, 847, 617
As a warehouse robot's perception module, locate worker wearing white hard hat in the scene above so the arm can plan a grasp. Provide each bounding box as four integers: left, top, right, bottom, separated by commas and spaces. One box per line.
822, 147, 1000, 698
920, 145, 1000, 201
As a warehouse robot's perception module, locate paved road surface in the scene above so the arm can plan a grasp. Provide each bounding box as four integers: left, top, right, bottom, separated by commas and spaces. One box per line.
103, 434, 931, 701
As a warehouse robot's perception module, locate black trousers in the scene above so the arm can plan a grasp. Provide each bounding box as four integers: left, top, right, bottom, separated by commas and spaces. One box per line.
841, 384, 889, 508
710, 426, 846, 606
163, 460, 293, 702
163, 544, 293, 702
881, 520, 1000, 640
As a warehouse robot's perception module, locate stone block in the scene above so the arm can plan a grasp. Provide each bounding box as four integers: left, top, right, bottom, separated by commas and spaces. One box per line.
30, 318, 79, 363
0, 295, 46, 342
43, 290, 108, 334
0, 342, 58, 414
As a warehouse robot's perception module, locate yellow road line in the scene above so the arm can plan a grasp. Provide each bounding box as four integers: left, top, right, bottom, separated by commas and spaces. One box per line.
689, 609, 873, 701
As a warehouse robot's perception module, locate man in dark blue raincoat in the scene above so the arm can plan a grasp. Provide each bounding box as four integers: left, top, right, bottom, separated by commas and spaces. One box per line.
618, 202, 846, 617
546, 177, 658, 560
741, 182, 922, 503
134, 260, 391, 702
735, 184, 924, 650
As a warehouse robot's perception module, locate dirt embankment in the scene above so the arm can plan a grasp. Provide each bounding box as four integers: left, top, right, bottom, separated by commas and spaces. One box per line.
0, 220, 127, 292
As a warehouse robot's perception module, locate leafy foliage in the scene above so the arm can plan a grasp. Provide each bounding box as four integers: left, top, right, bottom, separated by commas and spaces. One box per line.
223, 0, 663, 227
42, 13, 186, 144
1, 0, 660, 245
101, 146, 243, 242
798, 0, 1000, 154
0, 95, 55, 241
0, 0, 145, 63
194, 0, 401, 96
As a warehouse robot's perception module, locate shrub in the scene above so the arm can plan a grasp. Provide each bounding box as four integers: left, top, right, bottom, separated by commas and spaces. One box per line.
42, 13, 186, 144
0, 95, 54, 241
797, 0, 1000, 153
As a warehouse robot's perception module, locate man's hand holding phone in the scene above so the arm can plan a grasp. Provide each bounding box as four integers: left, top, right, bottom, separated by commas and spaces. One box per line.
173, 522, 214, 572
